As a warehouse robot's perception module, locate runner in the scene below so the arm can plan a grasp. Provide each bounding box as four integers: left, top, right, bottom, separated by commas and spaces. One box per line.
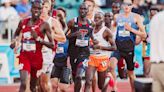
84, 12, 116, 92
51, 7, 70, 92
66, 3, 94, 92
10, 1, 54, 92
37, 0, 66, 92
110, 2, 146, 92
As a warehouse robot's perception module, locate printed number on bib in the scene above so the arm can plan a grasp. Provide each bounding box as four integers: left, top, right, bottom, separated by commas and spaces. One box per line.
119, 30, 130, 37
22, 40, 36, 51
101, 60, 107, 67
56, 47, 64, 53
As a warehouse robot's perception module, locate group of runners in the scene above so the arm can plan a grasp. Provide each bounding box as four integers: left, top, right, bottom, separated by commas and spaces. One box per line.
10, 0, 147, 92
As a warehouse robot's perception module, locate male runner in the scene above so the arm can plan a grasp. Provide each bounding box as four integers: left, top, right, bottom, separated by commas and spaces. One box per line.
38, 0, 66, 92
51, 7, 70, 92
84, 12, 116, 92
10, 1, 54, 92
110, 2, 146, 92
66, 3, 94, 92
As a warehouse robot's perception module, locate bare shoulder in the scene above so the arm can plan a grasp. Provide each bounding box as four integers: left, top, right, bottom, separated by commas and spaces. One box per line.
105, 27, 112, 36
114, 14, 119, 19
133, 13, 142, 20
67, 18, 75, 28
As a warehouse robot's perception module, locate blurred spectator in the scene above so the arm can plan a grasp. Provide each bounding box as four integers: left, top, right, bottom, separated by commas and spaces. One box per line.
132, 0, 144, 15
15, 0, 31, 19
142, 6, 159, 77
150, 9, 164, 92
0, 0, 19, 39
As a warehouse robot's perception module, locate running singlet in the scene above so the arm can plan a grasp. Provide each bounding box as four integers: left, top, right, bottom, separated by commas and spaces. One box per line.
116, 13, 139, 43
68, 17, 93, 57
91, 26, 111, 57
55, 40, 69, 58
20, 18, 44, 53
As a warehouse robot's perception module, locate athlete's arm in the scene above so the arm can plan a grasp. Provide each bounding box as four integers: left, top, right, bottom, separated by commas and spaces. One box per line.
99, 28, 117, 51
125, 14, 147, 39
113, 14, 118, 27
10, 20, 22, 49
34, 22, 54, 49
51, 18, 66, 42
66, 19, 81, 38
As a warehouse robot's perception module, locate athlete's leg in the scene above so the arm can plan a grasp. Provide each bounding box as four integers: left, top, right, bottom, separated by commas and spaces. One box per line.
97, 71, 108, 92
84, 65, 96, 92
19, 70, 29, 92
51, 65, 62, 92
92, 75, 97, 92
109, 56, 119, 91
124, 51, 135, 92
30, 69, 39, 92
38, 73, 52, 92
74, 66, 85, 92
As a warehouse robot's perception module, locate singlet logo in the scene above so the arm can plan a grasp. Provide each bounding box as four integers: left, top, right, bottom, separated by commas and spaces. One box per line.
79, 29, 88, 39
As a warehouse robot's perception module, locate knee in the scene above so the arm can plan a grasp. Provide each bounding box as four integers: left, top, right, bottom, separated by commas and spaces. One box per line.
85, 78, 92, 86
75, 76, 82, 83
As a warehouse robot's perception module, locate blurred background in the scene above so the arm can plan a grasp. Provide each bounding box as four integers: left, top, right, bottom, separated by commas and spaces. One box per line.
0, 0, 164, 85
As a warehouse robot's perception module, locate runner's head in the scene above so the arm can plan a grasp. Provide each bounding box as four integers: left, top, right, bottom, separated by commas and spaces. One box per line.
104, 12, 113, 24
112, 2, 120, 14
57, 7, 66, 19
84, 0, 95, 15
79, 3, 89, 18
31, 0, 42, 19
94, 12, 104, 26
42, 0, 51, 15
122, 2, 133, 13
150, 6, 159, 19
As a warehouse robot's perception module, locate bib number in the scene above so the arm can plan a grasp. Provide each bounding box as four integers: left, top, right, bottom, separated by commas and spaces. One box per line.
119, 30, 130, 37
101, 60, 107, 67
22, 41, 36, 51
56, 47, 64, 54
75, 39, 89, 47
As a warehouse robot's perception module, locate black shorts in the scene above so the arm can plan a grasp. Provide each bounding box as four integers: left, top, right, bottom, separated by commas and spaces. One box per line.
111, 50, 135, 71
51, 57, 67, 79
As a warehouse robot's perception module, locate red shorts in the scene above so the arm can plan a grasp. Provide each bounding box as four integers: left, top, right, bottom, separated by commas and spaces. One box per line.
19, 51, 43, 78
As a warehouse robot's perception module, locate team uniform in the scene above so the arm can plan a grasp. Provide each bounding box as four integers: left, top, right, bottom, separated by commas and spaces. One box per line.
111, 13, 139, 71
40, 17, 55, 75
89, 26, 112, 72
51, 40, 70, 84
68, 17, 93, 78
18, 17, 45, 78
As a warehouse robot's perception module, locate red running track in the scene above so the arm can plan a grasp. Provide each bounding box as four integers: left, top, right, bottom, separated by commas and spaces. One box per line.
0, 81, 131, 92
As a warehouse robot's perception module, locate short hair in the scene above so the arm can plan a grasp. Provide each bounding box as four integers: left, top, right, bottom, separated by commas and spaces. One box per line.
57, 7, 66, 17
84, 0, 96, 6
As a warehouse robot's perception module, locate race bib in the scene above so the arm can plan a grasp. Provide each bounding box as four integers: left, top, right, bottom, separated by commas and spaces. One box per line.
75, 29, 89, 47
75, 39, 89, 47
118, 30, 130, 37
22, 40, 36, 51
56, 47, 64, 53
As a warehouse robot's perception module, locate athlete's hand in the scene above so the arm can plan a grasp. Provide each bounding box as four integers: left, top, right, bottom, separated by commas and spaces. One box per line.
124, 23, 132, 32
93, 45, 101, 50
93, 39, 99, 45
10, 39, 16, 49
31, 28, 38, 40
